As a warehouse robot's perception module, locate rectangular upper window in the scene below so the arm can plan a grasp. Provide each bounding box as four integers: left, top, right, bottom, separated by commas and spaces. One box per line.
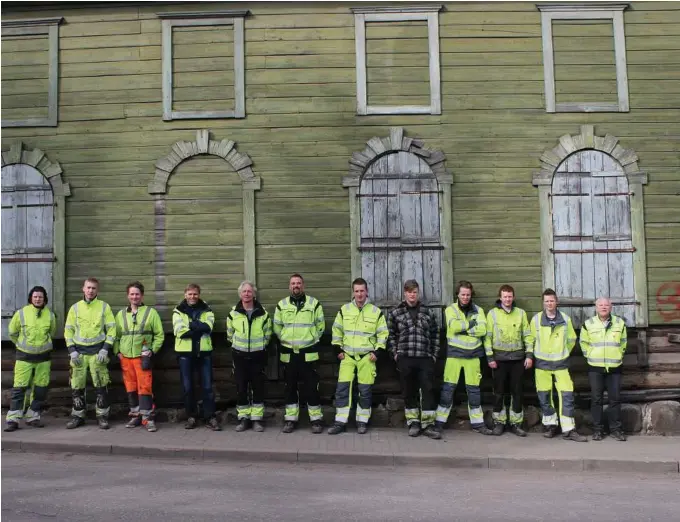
158, 10, 248, 120
537, 3, 630, 113
1, 17, 63, 127
352, 6, 442, 115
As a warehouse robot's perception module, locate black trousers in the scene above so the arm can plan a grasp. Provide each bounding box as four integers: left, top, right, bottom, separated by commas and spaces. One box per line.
398, 356, 436, 418
492, 359, 525, 422
283, 352, 320, 411
589, 370, 622, 432
233, 350, 266, 408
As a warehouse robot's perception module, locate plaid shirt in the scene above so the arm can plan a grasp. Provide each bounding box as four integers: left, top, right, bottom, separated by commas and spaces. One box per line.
387, 302, 440, 359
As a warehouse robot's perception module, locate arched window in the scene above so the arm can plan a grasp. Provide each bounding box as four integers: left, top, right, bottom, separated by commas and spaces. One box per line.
533, 125, 648, 327
344, 128, 453, 306
1, 142, 70, 335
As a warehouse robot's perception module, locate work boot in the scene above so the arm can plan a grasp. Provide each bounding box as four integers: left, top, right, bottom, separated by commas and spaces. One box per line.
26, 418, 45, 428
206, 417, 222, 431
509, 424, 527, 437
562, 430, 588, 442
492, 422, 505, 436
327, 423, 346, 435
543, 425, 558, 439
126, 416, 142, 428
97, 417, 110, 430
4, 421, 19, 432
311, 421, 324, 434
434, 421, 445, 434
422, 425, 442, 440
184, 417, 198, 430
592, 430, 604, 441
235, 419, 251, 432
611, 430, 627, 442
408, 422, 421, 437
145, 420, 157, 433
282, 421, 296, 434
252, 420, 264, 432
66, 416, 85, 430
356, 422, 368, 434
473, 425, 493, 436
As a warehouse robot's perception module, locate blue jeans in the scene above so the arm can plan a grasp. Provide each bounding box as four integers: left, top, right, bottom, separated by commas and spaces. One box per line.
177, 353, 215, 420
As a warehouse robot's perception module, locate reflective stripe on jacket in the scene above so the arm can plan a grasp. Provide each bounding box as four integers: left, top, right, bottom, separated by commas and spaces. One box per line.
579, 314, 627, 371
484, 303, 532, 362
8, 305, 56, 355
273, 295, 325, 351
445, 302, 486, 358
227, 301, 272, 353
331, 301, 388, 356
64, 298, 116, 352
527, 311, 576, 370
114, 305, 165, 358
173, 302, 215, 353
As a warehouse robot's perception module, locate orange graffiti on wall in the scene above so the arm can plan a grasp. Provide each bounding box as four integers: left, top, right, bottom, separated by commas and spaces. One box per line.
656, 282, 680, 322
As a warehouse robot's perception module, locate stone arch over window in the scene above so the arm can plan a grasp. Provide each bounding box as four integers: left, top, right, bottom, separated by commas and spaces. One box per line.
343, 127, 453, 307
1, 141, 71, 335
532, 125, 648, 327
148, 129, 261, 307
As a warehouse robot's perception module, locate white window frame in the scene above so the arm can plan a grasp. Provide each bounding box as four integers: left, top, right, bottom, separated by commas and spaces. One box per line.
1, 17, 63, 127
351, 6, 442, 115
537, 3, 630, 113
157, 10, 248, 121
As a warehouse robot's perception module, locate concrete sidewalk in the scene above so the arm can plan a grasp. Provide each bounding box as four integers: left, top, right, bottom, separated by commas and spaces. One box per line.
2, 418, 679, 474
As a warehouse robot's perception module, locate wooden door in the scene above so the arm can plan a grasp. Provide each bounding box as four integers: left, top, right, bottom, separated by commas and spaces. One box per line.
359, 151, 443, 307
551, 150, 635, 327
1, 164, 54, 338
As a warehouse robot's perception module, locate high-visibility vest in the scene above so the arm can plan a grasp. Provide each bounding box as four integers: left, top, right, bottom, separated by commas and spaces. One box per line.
528, 311, 577, 370
114, 305, 164, 358
227, 303, 272, 353
273, 295, 325, 351
331, 301, 388, 356
484, 305, 532, 361
64, 298, 116, 348
8, 305, 56, 355
445, 302, 486, 358
173, 304, 215, 353
579, 315, 627, 371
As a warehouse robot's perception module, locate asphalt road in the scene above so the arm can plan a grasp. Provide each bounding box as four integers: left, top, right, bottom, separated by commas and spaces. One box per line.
2, 451, 679, 522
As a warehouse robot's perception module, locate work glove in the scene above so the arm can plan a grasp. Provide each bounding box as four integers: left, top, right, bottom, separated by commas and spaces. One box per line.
467, 319, 477, 330
69, 351, 82, 366
96, 348, 109, 363
141, 350, 152, 371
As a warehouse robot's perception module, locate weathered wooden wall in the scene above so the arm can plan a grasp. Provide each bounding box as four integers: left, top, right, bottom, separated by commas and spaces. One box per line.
2, 1, 679, 408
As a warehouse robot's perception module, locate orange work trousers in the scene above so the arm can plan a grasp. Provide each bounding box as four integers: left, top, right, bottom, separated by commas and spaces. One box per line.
120, 356, 154, 417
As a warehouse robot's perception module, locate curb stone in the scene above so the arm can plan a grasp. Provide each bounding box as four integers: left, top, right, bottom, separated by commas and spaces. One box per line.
2, 439, 678, 475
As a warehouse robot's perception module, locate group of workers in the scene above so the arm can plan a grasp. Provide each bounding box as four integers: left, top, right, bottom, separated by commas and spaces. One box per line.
5, 274, 628, 443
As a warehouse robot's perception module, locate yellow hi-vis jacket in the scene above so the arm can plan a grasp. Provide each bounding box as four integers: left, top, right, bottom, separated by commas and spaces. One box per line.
172, 300, 215, 353
114, 305, 165, 358
527, 310, 577, 370
445, 302, 487, 358
579, 314, 627, 371
274, 295, 325, 352
64, 298, 116, 354
484, 302, 532, 362
9, 304, 57, 358
331, 300, 388, 357
226, 301, 272, 353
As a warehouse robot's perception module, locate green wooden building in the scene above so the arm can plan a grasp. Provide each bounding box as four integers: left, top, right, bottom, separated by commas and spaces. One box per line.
2, 1, 679, 411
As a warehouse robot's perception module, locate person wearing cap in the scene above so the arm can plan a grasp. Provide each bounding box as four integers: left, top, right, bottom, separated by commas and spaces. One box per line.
387, 279, 441, 439
4, 286, 57, 432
